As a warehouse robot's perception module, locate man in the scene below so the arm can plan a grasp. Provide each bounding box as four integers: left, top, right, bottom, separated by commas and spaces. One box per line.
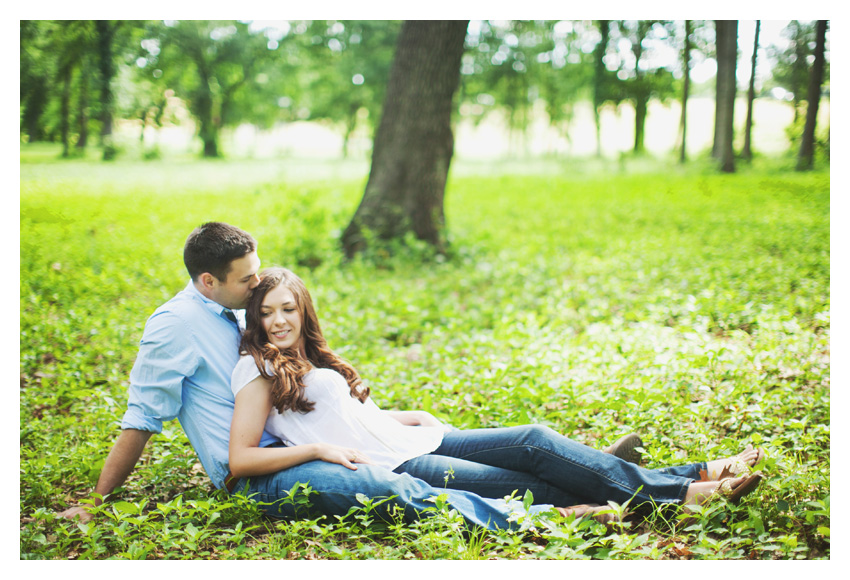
58, 222, 575, 529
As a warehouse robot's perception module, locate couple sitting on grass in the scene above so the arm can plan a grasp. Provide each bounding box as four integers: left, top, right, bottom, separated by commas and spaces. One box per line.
59, 222, 765, 530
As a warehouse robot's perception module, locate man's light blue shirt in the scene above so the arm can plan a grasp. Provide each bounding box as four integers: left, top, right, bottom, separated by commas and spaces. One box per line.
122, 281, 279, 489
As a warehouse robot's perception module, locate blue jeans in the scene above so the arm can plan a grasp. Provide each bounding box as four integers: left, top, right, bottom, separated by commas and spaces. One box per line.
232, 425, 704, 530
394, 426, 703, 508
231, 459, 552, 531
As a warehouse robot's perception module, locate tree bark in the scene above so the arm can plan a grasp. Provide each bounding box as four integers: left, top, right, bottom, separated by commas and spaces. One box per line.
59, 66, 73, 158
95, 20, 117, 160
714, 20, 738, 173
76, 57, 91, 151
631, 21, 650, 154
342, 20, 468, 257
593, 20, 610, 158
797, 20, 828, 171
742, 20, 760, 161
678, 20, 691, 163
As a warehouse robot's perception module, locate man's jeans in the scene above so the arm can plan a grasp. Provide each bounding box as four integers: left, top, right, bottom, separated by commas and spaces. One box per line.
232, 425, 704, 530
396, 425, 702, 508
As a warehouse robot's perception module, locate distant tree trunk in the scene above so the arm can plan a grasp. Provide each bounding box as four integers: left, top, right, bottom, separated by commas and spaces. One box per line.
678, 20, 692, 163
76, 59, 91, 151
342, 104, 359, 158
714, 20, 738, 173
23, 76, 50, 142
631, 21, 651, 154
59, 66, 73, 158
742, 20, 760, 161
797, 20, 828, 171
95, 20, 117, 160
593, 20, 610, 157
195, 74, 220, 158
341, 20, 468, 257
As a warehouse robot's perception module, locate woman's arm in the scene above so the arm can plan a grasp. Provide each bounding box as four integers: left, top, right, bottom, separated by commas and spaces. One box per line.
229, 376, 372, 478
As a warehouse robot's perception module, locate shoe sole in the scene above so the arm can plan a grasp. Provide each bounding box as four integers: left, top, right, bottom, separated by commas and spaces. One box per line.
607, 433, 643, 466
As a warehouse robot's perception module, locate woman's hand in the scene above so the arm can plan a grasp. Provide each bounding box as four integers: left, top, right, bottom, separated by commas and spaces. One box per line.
313, 443, 373, 471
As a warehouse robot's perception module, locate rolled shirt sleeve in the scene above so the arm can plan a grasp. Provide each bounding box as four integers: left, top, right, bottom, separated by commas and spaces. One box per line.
122, 310, 199, 433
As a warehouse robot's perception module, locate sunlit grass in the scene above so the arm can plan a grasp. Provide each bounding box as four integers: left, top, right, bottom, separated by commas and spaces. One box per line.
20, 151, 829, 559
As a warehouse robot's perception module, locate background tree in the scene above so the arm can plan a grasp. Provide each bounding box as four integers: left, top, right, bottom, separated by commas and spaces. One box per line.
296, 20, 400, 157
714, 20, 738, 173
342, 20, 469, 257
797, 20, 828, 171
741, 20, 760, 161
141, 20, 279, 157
52, 21, 95, 157
95, 20, 121, 160
20, 21, 56, 143
591, 20, 616, 157
677, 20, 692, 163
536, 20, 593, 154
615, 20, 676, 154
769, 21, 818, 125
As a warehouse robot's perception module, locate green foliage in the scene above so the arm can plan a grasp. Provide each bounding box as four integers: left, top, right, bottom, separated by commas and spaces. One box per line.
20, 154, 829, 559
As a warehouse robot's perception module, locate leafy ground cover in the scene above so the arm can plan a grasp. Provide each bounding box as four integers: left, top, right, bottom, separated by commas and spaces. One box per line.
20, 147, 829, 559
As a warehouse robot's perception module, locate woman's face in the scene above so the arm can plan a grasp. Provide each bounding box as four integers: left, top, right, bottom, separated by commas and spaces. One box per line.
260, 283, 304, 355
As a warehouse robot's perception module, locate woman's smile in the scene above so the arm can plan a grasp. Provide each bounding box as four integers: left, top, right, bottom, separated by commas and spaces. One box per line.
260, 284, 304, 353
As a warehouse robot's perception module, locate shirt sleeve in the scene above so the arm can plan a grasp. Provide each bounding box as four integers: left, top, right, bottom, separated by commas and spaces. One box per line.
231, 356, 263, 396
121, 310, 200, 433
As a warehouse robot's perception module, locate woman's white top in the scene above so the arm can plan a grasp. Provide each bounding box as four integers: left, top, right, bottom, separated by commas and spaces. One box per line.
231, 355, 445, 470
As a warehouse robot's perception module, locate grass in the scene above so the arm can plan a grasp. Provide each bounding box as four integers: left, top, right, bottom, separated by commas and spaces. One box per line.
19, 144, 829, 559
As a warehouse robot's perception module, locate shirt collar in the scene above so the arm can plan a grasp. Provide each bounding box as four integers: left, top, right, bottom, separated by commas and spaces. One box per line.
184, 280, 244, 326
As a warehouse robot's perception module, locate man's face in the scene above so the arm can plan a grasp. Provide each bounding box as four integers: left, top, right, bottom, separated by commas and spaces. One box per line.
209, 251, 261, 309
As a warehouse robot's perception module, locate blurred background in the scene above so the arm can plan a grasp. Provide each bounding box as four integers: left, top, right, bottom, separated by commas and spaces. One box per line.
19, 19, 829, 165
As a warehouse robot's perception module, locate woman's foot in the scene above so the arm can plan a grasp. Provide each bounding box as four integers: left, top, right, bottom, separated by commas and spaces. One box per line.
704, 444, 765, 480
683, 471, 764, 507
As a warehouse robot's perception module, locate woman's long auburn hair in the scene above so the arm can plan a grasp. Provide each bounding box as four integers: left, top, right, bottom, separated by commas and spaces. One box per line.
240, 267, 369, 414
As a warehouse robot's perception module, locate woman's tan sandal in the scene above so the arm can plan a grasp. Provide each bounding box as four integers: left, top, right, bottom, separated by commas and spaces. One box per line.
718, 471, 764, 504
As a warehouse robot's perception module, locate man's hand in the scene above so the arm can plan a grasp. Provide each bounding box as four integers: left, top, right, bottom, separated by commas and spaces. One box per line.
55, 429, 152, 524
57, 504, 95, 523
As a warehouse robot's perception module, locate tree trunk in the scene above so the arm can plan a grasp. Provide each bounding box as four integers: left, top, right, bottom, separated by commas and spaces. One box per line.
742, 20, 760, 161
593, 20, 610, 158
59, 66, 73, 158
632, 21, 650, 154
797, 20, 828, 171
678, 20, 691, 163
714, 20, 738, 173
95, 20, 117, 160
76, 58, 90, 151
342, 20, 468, 257
196, 78, 220, 158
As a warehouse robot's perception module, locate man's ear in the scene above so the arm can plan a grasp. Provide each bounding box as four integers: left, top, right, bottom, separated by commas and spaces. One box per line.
198, 272, 217, 290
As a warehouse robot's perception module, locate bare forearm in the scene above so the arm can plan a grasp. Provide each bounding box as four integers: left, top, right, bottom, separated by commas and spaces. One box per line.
91, 429, 153, 504
229, 443, 322, 478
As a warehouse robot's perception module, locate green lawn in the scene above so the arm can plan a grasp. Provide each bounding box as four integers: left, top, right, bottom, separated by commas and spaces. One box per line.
20, 147, 830, 559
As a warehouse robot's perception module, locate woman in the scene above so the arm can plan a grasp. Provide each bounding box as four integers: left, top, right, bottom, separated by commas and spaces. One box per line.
229, 267, 764, 525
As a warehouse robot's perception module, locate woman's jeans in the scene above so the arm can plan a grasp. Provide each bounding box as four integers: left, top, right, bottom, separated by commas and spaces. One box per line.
232, 425, 705, 531
395, 425, 703, 509
231, 459, 549, 531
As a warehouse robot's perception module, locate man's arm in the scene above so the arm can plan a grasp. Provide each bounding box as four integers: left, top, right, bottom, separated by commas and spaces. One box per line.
57, 429, 153, 522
